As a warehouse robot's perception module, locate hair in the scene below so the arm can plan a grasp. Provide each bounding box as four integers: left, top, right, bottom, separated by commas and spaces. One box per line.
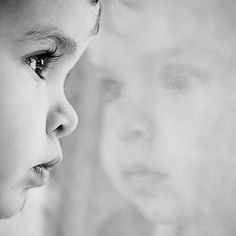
90, 0, 100, 6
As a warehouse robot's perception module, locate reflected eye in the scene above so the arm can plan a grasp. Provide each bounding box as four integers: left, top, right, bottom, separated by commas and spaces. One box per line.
101, 78, 124, 102
160, 64, 206, 94
24, 50, 62, 80
165, 70, 190, 90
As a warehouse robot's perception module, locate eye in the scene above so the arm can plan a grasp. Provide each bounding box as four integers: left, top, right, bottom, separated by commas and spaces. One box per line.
100, 78, 124, 102
160, 64, 206, 94
166, 70, 191, 90
24, 50, 62, 80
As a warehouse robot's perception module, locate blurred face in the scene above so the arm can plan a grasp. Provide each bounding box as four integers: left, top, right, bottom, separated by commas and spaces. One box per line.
0, 0, 100, 218
91, 0, 236, 232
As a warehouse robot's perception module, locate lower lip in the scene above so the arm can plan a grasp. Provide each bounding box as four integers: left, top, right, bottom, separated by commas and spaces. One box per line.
28, 166, 50, 187
124, 171, 169, 196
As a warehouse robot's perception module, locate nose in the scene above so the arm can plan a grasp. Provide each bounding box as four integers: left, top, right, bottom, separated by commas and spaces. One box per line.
46, 97, 78, 138
120, 112, 155, 143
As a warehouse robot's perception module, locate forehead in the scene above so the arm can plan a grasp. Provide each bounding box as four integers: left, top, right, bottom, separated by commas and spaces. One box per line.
92, 0, 236, 72
1, 0, 99, 42
104, 0, 236, 44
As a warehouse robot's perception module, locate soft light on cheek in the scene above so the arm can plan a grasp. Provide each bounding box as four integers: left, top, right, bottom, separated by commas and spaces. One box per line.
197, 99, 236, 147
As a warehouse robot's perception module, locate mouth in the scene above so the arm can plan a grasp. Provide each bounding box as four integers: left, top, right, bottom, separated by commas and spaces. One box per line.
122, 164, 169, 196
123, 164, 168, 177
31, 155, 62, 186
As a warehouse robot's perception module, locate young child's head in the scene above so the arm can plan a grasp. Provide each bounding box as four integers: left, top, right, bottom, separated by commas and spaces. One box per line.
90, 0, 236, 233
0, 0, 100, 218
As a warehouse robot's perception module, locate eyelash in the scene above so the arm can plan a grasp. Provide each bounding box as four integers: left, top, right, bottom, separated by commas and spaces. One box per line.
24, 48, 63, 80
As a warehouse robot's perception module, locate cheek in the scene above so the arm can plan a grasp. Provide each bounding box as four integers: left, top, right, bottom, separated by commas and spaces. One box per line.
192, 95, 236, 159
0, 106, 45, 179
0, 72, 47, 175
173, 96, 236, 205
100, 119, 120, 175
99, 102, 129, 182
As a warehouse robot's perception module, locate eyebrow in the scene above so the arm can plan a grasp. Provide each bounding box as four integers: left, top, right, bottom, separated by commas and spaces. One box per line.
142, 45, 228, 65
19, 27, 78, 56
18, 4, 102, 53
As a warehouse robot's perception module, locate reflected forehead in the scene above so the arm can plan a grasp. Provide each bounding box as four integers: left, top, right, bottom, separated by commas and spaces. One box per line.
141, 45, 231, 67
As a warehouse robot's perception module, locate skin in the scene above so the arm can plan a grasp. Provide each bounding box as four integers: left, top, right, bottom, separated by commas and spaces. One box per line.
89, 0, 236, 235
0, 0, 99, 218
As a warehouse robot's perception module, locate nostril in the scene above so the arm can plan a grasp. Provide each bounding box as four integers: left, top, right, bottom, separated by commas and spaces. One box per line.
131, 130, 144, 138
56, 121, 76, 138
56, 124, 63, 133
54, 124, 64, 138
121, 126, 154, 143
46, 98, 78, 138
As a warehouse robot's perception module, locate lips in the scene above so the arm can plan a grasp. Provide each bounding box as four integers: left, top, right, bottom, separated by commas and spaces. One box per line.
35, 156, 62, 171
30, 155, 62, 187
123, 164, 168, 178
122, 164, 169, 196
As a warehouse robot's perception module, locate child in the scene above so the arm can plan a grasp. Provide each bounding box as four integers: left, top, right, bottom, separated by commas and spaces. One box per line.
89, 0, 236, 235
0, 0, 100, 218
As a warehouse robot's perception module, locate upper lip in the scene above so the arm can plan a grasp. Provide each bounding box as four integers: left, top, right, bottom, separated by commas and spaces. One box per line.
123, 164, 168, 178
36, 154, 62, 170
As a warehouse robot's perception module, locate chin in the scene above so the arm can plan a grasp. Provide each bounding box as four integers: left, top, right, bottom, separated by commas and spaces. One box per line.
0, 191, 26, 219
125, 190, 185, 224
137, 203, 181, 224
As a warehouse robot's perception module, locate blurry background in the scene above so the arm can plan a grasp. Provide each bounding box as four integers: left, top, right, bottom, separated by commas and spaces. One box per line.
0, 1, 156, 235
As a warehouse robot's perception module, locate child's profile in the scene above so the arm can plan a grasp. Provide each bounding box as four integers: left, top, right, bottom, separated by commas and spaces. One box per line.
0, 0, 100, 218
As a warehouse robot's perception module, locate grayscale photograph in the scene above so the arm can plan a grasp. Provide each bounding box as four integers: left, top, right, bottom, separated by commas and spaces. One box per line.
0, 0, 235, 236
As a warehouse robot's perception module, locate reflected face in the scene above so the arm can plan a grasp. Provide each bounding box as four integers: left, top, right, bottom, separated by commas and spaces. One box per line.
92, 0, 236, 229
0, 0, 99, 218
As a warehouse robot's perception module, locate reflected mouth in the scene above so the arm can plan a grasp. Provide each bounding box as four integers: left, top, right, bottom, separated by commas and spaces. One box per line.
122, 164, 169, 196
123, 164, 168, 178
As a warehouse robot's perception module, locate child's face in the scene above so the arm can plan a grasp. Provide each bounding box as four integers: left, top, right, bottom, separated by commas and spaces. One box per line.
92, 0, 236, 231
0, 0, 99, 218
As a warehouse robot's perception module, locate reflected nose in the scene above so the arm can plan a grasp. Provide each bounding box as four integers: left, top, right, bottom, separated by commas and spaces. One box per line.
120, 114, 155, 143
46, 98, 78, 138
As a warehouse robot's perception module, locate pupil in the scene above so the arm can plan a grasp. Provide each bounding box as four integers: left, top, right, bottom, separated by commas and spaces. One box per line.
35, 67, 42, 75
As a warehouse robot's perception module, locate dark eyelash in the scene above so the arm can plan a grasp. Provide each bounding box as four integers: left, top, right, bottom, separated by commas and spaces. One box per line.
90, 0, 99, 6
43, 48, 63, 63
24, 47, 63, 80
